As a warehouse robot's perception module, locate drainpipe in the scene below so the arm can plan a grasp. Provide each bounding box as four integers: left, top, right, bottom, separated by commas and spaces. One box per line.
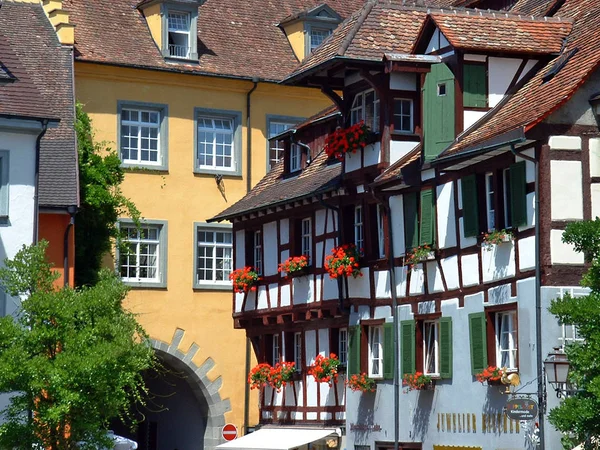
318, 195, 346, 311
33, 119, 49, 243
245, 78, 259, 194
371, 190, 399, 450
510, 144, 544, 450
63, 206, 77, 287
243, 77, 259, 437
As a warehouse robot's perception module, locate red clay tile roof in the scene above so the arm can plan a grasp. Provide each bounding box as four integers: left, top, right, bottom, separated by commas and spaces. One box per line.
373, 145, 421, 185
510, 0, 560, 16
0, 1, 78, 208
438, 0, 600, 160
65, 0, 366, 82
427, 11, 572, 55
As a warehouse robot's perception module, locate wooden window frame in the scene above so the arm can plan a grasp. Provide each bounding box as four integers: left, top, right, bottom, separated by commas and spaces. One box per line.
485, 172, 495, 232
392, 98, 414, 134
485, 303, 519, 371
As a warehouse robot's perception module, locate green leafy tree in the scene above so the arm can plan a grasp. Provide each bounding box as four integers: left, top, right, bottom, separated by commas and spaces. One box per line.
75, 103, 140, 286
0, 241, 154, 449
549, 218, 600, 449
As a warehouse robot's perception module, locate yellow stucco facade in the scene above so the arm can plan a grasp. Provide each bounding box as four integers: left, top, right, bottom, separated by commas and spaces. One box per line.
75, 62, 332, 441
282, 21, 307, 61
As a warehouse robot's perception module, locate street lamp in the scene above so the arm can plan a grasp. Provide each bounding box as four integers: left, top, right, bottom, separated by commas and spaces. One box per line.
544, 347, 571, 398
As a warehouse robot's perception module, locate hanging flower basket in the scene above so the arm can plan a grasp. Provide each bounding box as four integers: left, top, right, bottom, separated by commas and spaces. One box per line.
248, 363, 272, 390
346, 373, 377, 393
324, 121, 370, 161
403, 372, 434, 391
405, 245, 434, 269
278, 255, 309, 277
269, 362, 297, 391
482, 229, 513, 251
475, 366, 505, 385
324, 244, 362, 279
229, 267, 260, 293
308, 353, 341, 386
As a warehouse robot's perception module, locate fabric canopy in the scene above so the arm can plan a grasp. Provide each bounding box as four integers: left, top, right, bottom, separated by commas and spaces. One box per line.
216, 427, 337, 450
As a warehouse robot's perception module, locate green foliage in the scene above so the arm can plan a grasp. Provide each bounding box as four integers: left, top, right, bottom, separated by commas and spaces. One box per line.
548, 219, 600, 449
75, 103, 140, 286
0, 241, 154, 449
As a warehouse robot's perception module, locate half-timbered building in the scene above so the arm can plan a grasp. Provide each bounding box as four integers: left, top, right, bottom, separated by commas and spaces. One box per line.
211, 0, 600, 449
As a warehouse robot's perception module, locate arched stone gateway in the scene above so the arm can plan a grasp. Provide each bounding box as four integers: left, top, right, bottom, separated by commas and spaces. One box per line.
146, 328, 231, 450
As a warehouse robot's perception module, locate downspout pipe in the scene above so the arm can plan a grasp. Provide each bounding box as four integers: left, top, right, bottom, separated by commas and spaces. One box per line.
63, 207, 77, 287
246, 78, 259, 194
33, 119, 49, 243
371, 190, 399, 450
243, 77, 259, 438
510, 144, 544, 450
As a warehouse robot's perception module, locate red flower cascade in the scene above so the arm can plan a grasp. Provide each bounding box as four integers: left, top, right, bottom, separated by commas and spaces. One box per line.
346, 373, 377, 393
324, 244, 362, 279
324, 122, 369, 161
308, 353, 341, 386
402, 372, 433, 391
475, 366, 504, 384
278, 255, 309, 277
229, 266, 260, 293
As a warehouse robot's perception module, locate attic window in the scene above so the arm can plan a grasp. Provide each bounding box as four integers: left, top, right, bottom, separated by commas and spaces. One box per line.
168, 11, 191, 58
437, 83, 447, 96
309, 27, 332, 52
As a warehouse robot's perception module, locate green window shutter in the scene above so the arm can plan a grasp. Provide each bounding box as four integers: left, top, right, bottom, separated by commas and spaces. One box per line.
461, 175, 479, 237
348, 325, 361, 375
439, 317, 453, 379
404, 192, 419, 251
400, 320, 416, 376
383, 322, 394, 380
424, 63, 456, 161
419, 189, 435, 246
468, 312, 488, 376
509, 161, 527, 228
463, 63, 487, 108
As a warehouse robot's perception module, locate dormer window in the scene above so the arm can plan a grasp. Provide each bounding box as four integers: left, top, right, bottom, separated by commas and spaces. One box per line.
309, 27, 332, 53
167, 11, 191, 58
351, 89, 380, 133
290, 143, 302, 173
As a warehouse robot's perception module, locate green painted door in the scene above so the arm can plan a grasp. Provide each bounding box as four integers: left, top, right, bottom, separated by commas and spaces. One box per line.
424, 63, 456, 161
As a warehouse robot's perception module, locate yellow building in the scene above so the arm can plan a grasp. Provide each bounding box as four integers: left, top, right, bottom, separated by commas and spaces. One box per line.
63, 0, 364, 448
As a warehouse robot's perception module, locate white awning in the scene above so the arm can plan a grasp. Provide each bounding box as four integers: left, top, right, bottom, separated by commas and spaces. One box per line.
216, 427, 337, 450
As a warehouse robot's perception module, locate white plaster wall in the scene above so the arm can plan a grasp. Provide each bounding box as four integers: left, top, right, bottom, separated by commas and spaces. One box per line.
315, 209, 326, 236
426, 261, 444, 293
436, 181, 457, 249
481, 241, 516, 283
590, 138, 600, 176
592, 183, 600, 219
323, 274, 338, 301
551, 229, 585, 265
488, 57, 522, 107
390, 72, 417, 91
457, 178, 477, 248
461, 253, 479, 286
364, 141, 381, 167
394, 266, 408, 298
389, 195, 405, 256
464, 54, 487, 62
245, 290, 256, 311
280, 218, 289, 245
440, 256, 460, 290
280, 284, 291, 307
292, 276, 314, 305
517, 59, 538, 82
425, 28, 450, 54
390, 140, 418, 166
463, 110, 487, 130
257, 285, 268, 309
374, 270, 391, 299
409, 265, 425, 295
234, 293, 244, 313
550, 160, 584, 220
518, 236, 536, 271
263, 221, 278, 276
305, 330, 318, 407
345, 149, 361, 172
315, 242, 324, 269
549, 135, 582, 150
421, 169, 435, 181
347, 268, 370, 298
326, 210, 337, 234
235, 230, 245, 270
268, 283, 278, 308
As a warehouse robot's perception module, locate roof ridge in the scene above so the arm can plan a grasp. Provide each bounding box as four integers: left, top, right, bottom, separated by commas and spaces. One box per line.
429, 6, 573, 22
338, 0, 377, 56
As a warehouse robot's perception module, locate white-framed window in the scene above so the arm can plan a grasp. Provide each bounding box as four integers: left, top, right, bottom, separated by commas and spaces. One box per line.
294, 332, 302, 369
495, 311, 518, 371
168, 11, 191, 58
195, 225, 233, 288
339, 328, 348, 365
503, 168, 512, 229
393, 98, 413, 133
273, 334, 280, 365
301, 218, 312, 261
309, 27, 332, 52
351, 89, 380, 132
354, 205, 364, 253
268, 120, 297, 170
197, 116, 235, 171
438, 83, 447, 96
485, 172, 495, 231
119, 222, 166, 286
423, 320, 440, 376
0, 150, 9, 218
254, 230, 263, 275
377, 204, 385, 259
120, 108, 161, 165
368, 326, 384, 378
557, 288, 586, 349
290, 143, 302, 173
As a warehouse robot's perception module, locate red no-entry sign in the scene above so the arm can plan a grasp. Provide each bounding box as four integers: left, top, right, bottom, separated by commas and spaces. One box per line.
222, 424, 238, 441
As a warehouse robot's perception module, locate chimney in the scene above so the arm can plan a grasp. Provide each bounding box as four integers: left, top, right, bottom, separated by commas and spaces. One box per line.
42, 0, 75, 45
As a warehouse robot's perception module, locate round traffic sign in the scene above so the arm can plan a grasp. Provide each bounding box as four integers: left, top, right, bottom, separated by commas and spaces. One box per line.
222, 424, 238, 441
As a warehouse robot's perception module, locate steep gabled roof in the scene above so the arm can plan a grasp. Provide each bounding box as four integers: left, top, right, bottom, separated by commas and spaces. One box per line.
65, 0, 366, 82
0, 1, 78, 208
510, 0, 562, 16
437, 0, 600, 161
422, 11, 572, 55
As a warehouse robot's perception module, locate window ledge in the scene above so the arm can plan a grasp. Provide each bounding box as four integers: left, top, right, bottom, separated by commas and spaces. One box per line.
193, 168, 242, 177
164, 56, 200, 65
122, 164, 169, 174
194, 282, 232, 291
124, 280, 167, 289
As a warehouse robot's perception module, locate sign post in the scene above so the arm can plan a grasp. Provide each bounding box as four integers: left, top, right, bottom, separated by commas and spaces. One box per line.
222, 424, 238, 441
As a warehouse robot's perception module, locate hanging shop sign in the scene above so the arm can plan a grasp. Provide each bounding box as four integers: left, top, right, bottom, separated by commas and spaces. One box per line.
505, 398, 538, 421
